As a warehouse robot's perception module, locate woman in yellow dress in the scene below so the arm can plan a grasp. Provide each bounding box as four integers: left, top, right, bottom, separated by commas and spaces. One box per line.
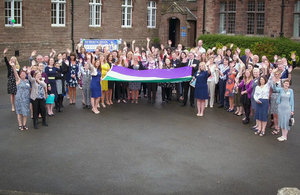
100, 54, 110, 108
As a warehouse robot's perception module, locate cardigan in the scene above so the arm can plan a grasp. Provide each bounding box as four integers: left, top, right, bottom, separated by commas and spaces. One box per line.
273, 85, 294, 112
28, 74, 47, 100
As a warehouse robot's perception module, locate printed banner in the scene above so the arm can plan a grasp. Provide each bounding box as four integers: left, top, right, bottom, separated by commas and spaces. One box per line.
103, 66, 192, 83
84, 39, 119, 52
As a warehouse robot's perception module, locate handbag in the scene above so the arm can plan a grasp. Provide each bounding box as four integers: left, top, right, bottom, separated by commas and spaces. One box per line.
190, 79, 196, 88
289, 115, 295, 127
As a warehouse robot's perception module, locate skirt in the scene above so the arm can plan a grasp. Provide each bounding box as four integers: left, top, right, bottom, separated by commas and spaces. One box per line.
101, 80, 108, 91
270, 93, 279, 114
129, 82, 141, 90
255, 98, 269, 122
46, 94, 55, 104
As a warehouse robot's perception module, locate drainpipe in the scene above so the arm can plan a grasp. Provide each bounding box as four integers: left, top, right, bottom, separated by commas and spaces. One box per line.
202, 0, 206, 34
71, 0, 75, 51
279, 0, 285, 37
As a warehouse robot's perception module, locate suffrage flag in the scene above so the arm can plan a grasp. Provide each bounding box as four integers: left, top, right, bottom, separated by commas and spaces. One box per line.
103, 66, 192, 83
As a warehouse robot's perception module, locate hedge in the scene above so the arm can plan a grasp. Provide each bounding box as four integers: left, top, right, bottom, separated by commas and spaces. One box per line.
197, 34, 300, 66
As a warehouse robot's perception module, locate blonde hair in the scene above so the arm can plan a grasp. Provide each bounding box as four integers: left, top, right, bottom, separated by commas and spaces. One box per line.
11, 56, 20, 71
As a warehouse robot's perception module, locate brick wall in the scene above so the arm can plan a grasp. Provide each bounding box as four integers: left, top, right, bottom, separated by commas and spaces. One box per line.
0, 0, 297, 67
197, 0, 296, 39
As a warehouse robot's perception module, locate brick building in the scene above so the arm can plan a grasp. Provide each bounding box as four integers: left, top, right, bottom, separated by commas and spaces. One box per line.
0, 0, 298, 64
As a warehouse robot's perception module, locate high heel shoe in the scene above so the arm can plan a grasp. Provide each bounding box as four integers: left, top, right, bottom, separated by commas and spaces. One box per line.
259, 131, 265, 137
92, 108, 100, 114
101, 103, 106, 108
254, 130, 261, 135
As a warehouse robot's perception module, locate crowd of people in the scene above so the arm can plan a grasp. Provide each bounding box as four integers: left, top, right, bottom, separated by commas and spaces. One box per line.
3, 38, 296, 142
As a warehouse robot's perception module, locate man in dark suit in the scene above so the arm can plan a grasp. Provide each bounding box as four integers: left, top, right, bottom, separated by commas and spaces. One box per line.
182, 52, 199, 107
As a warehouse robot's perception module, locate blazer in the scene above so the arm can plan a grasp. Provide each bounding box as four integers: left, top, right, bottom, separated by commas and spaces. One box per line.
188, 59, 200, 76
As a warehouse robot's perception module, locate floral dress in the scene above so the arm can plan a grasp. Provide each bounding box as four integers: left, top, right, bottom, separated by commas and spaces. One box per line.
15, 80, 31, 116
68, 62, 79, 88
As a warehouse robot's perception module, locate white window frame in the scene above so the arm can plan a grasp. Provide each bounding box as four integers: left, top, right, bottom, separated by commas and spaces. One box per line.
294, 1, 300, 37
147, 1, 156, 28
5, 0, 22, 27
89, 0, 102, 27
51, 0, 66, 27
122, 0, 133, 28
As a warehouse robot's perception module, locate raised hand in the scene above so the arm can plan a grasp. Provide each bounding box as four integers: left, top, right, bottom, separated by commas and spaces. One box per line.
66, 48, 71, 54
291, 52, 296, 60
3, 48, 8, 54
230, 43, 234, 49
288, 65, 293, 73
132, 40, 136, 44
31, 50, 37, 57
146, 37, 150, 42
168, 40, 172, 46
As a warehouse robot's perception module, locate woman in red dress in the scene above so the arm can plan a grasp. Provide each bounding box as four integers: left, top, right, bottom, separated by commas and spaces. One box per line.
225, 61, 237, 112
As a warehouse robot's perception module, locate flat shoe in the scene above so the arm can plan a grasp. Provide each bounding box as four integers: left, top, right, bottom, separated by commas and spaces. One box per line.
277, 136, 287, 142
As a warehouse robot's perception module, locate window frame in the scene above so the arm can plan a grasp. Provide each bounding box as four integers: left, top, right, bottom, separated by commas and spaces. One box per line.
293, 1, 300, 37
89, 0, 102, 27
147, 1, 156, 28
219, 1, 236, 34
51, 0, 66, 27
5, 0, 22, 27
122, 0, 133, 28
246, 0, 265, 35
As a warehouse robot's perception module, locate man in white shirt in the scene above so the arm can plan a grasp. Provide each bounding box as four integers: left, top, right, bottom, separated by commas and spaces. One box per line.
197, 40, 206, 54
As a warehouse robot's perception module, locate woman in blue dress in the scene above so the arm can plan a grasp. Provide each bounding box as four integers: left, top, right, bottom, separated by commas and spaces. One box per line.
193, 62, 211, 117
272, 80, 294, 142
89, 59, 102, 114
10, 63, 31, 130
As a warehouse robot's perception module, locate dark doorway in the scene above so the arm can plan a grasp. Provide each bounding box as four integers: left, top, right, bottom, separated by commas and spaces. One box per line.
169, 18, 180, 47
188, 21, 197, 47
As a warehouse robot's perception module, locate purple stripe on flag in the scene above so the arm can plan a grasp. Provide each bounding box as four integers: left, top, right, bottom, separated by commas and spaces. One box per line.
110, 65, 192, 78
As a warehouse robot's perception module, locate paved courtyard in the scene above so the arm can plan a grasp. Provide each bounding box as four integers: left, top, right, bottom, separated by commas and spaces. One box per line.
0, 69, 299, 195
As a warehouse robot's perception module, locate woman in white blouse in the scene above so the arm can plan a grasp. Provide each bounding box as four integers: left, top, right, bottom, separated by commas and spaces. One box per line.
206, 57, 218, 108
253, 76, 272, 136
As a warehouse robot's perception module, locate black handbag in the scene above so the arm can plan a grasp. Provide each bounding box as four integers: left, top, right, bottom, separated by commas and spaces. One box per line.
289, 115, 295, 127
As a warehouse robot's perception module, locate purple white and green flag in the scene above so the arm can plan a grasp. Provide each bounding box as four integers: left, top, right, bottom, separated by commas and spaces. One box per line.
103, 66, 192, 83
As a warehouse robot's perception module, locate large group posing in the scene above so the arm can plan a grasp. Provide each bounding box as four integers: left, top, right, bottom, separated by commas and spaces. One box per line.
3, 38, 296, 142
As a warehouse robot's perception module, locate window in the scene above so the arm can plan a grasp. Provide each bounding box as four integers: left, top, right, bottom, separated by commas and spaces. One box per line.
294, 1, 300, 37
219, 1, 236, 34
122, 0, 133, 28
5, 0, 22, 27
247, 0, 265, 35
147, 1, 156, 28
89, 0, 102, 27
51, 0, 66, 27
